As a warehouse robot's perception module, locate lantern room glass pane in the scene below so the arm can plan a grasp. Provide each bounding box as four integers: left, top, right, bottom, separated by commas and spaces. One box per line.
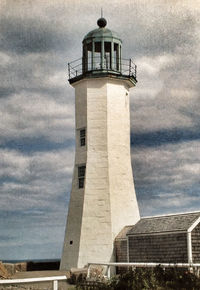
82, 40, 121, 73
87, 42, 92, 70
83, 44, 88, 73
114, 43, 119, 71
94, 42, 101, 69
104, 42, 111, 69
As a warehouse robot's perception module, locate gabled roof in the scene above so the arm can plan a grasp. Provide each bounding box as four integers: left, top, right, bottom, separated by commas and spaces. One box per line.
127, 212, 200, 236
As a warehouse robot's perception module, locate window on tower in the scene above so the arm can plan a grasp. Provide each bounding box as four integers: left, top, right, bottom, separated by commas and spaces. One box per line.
79, 128, 86, 146
78, 165, 86, 189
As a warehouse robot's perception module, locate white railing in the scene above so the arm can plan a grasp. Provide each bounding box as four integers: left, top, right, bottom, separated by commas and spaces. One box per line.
0, 275, 67, 290
87, 262, 200, 279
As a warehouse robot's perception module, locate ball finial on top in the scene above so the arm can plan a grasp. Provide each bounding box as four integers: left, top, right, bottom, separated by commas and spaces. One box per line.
97, 17, 107, 28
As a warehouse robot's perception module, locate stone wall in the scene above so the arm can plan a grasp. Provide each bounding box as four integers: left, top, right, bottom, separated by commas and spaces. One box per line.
128, 233, 188, 263
192, 223, 200, 263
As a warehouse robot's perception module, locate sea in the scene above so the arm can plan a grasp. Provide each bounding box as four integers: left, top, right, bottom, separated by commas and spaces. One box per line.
2, 259, 60, 264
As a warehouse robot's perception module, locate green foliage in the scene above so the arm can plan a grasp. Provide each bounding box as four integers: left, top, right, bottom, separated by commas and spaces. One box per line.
68, 272, 87, 285
108, 267, 160, 290
76, 266, 200, 290
68, 273, 77, 285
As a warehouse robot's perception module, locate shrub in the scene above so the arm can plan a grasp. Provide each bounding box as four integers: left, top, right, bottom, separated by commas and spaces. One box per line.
76, 266, 200, 290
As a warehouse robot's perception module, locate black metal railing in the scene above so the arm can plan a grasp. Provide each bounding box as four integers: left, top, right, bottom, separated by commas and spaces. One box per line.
68, 57, 137, 81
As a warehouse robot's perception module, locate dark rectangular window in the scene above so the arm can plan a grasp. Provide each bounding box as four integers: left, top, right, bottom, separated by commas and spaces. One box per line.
78, 165, 86, 189
80, 129, 86, 147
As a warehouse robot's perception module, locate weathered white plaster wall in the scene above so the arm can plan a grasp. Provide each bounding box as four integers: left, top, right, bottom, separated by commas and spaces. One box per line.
60, 81, 87, 270
78, 79, 113, 267
60, 77, 140, 270
107, 80, 140, 239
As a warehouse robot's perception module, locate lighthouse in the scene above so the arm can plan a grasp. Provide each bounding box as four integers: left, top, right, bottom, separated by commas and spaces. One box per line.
60, 17, 140, 270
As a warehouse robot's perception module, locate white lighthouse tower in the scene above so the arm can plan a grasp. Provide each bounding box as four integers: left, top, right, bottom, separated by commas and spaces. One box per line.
60, 17, 140, 270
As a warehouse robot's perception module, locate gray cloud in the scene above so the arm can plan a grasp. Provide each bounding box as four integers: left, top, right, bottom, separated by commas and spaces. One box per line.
132, 140, 200, 216
0, 148, 74, 209
126, 11, 197, 57
0, 15, 71, 54
0, 91, 75, 145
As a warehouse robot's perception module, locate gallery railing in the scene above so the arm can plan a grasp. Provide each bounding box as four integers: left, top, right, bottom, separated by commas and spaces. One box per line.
68, 57, 137, 81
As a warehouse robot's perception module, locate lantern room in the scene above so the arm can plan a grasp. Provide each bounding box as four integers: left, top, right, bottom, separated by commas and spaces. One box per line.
68, 18, 137, 86
82, 17, 122, 73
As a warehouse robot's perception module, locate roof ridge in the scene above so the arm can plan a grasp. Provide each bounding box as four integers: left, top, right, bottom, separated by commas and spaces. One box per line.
141, 210, 200, 219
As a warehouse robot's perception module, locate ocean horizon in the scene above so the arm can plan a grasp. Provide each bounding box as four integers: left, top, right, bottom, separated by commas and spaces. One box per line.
2, 258, 60, 263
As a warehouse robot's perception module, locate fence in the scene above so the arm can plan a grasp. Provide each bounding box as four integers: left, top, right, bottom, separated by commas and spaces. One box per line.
0, 275, 67, 290
68, 57, 137, 80
87, 262, 200, 279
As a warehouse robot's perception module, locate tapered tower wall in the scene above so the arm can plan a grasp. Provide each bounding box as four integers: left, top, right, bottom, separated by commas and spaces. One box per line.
60, 81, 87, 269
107, 80, 140, 239
77, 79, 113, 268
60, 78, 140, 270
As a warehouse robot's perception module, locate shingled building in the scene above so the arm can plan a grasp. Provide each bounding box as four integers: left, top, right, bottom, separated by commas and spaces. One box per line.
115, 212, 200, 265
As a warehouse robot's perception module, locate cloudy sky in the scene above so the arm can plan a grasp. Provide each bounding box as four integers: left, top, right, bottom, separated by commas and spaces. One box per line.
0, 0, 200, 261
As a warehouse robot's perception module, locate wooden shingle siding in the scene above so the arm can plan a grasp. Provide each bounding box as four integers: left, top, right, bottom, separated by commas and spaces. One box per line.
115, 214, 200, 269
129, 233, 188, 263
115, 240, 127, 263
115, 239, 128, 273
192, 223, 200, 263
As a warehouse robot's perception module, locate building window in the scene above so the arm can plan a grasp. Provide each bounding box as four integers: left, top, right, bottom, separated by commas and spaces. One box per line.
80, 129, 86, 147
78, 165, 86, 189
